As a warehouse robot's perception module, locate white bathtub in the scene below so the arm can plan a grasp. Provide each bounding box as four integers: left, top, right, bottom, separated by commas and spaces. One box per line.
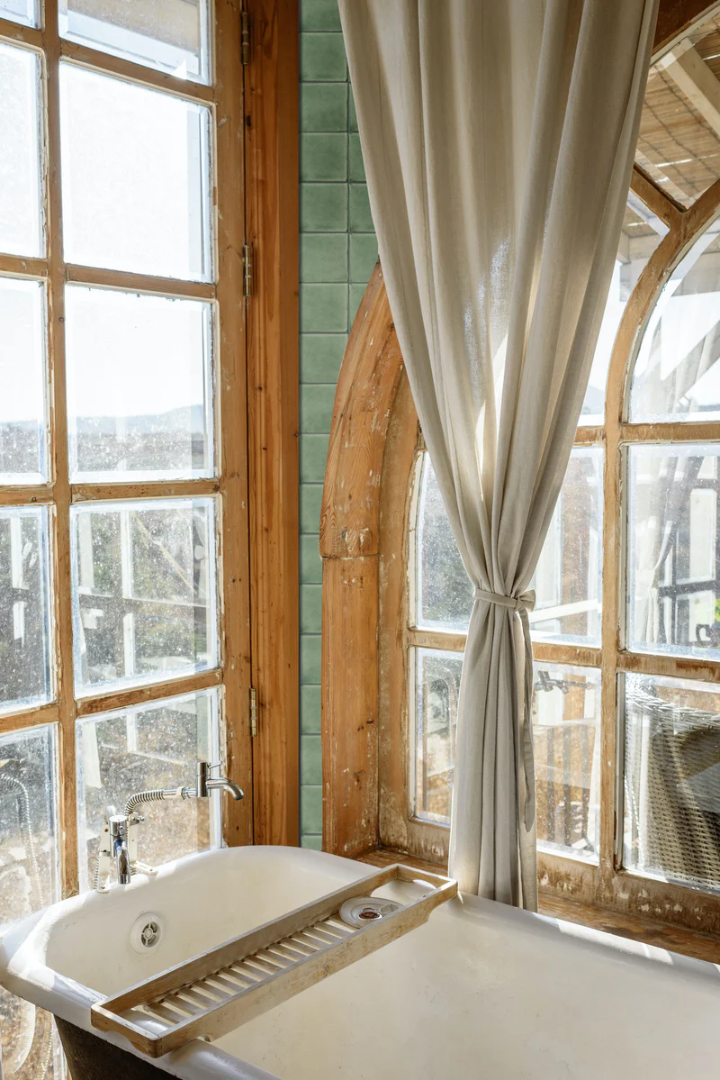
1, 845, 719, 1079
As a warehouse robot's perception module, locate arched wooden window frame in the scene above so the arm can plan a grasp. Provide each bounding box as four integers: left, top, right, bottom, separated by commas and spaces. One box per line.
321, 0, 720, 935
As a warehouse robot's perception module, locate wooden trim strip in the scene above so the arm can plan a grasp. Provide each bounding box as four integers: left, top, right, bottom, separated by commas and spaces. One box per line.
70, 479, 220, 503
620, 421, 720, 443
406, 628, 466, 653
0, 485, 53, 506
245, 0, 300, 847
0, 14, 42, 47
531, 643, 603, 668
0, 253, 47, 278
616, 650, 720, 681
75, 668, 223, 718
58, 39, 215, 103
214, 0, 253, 847
44, 0, 79, 900
0, 702, 61, 736
572, 426, 605, 446
65, 264, 216, 299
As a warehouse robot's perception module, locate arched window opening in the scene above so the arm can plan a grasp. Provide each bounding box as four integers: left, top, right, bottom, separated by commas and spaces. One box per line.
322, 5, 720, 936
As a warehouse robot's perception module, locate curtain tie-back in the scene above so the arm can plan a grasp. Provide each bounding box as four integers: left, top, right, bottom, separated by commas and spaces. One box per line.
474, 588, 536, 612
474, 587, 536, 830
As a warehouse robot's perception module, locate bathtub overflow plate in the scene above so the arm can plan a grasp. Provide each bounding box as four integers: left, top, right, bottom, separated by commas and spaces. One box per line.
339, 896, 402, 928
130, 911, 164, 954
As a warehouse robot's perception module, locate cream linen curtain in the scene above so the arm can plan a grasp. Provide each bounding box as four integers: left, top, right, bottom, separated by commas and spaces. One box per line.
338, 0, 658, 907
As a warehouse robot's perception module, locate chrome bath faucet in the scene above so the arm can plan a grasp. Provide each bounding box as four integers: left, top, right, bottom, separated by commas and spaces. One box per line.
95, 762, 244, 892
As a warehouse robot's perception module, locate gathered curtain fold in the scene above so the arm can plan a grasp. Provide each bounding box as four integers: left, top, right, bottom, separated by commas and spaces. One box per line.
338, 0, 659, 907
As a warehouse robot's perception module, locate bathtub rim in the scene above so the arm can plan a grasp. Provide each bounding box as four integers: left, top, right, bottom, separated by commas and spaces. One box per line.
1, 844, 719, 1079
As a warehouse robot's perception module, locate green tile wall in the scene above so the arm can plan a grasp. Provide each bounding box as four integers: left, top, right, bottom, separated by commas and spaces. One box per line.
299, 0, 377, 848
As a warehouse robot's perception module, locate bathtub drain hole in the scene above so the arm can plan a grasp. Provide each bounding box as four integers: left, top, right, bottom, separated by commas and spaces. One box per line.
141, 922, 160, 947
130, 911, 165, 953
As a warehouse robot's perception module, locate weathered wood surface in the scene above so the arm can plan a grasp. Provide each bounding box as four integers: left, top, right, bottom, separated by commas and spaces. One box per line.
245, 0, 300, 845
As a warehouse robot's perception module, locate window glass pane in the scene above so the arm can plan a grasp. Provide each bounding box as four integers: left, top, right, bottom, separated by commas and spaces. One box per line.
416, 448, 603, 643
413, 648, 461, 824
76, 688, 220, 891
0, 278, 46, 483
630, 225, 720, 422
637, 15, 720, 207
59, 0, 209, 84
628, 445, 720, 661
0, 508, 52, 713
0, 724, 63, 1079
530, 447, 603, 647
60, 65, 211, 281
534, 664, 600, 863
70, 498, 218, 695
65, 286, 214, 482
416, 456, 473, 632
0, 0, 38, 27
0, 43, 43, 258
624, 673, 720, 892
581, 200, 665, 425
412, 648, 601, 858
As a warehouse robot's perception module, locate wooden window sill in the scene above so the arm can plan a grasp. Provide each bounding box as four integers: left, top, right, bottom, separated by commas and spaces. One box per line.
354, 848, 720, 966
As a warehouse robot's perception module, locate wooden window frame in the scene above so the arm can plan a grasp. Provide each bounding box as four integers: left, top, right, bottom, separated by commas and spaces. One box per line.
0, 0, 300, 899
321, 0, 720, 934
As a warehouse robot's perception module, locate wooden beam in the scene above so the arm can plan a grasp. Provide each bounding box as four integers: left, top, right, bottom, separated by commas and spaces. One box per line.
245, 0, 300, 846
653, 0, 720, 57
660, 40, 720, 136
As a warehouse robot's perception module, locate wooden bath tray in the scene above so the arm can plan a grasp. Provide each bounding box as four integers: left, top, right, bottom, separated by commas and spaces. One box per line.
91, 863, 457, 1058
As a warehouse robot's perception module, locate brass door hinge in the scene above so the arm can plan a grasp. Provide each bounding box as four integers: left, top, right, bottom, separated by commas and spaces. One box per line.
250, 686, 258, 737
242, 242, 252, 297
241, 10, 250, 66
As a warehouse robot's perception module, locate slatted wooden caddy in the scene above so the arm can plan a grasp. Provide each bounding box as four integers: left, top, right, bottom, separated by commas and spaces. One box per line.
91, 864, 457, 1058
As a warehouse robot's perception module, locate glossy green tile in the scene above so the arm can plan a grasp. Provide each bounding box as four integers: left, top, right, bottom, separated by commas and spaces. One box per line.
350, 233, 378, 283
301, 0, 342, 32
301, 134, 347, 182
301, 635, 322, 684
300, 584, 323, 634
349, 87, 358, 131
300, 833, 323, 850
301, 734, 322, 784
301, 184, 347, 232
300, 333, 346, 383
301, 82, 347, 132
349, 283, 368, 325
301, 383, 335, 433
300, 533, 322, 583
300, 434, 329, 483
301, 233, 347, 283
349, 133, 365, 181
301, 684, 322, 734
300, 284, 347, 333
301, 785, 323, 833
300, 32, 347, 81
300, 483, 324, 534
349, 183, 373, 232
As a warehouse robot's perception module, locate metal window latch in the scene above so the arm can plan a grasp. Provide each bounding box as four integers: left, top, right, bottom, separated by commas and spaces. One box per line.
241, 10, 250, 66
243, 242, 253, 298
250, 686, 258, 737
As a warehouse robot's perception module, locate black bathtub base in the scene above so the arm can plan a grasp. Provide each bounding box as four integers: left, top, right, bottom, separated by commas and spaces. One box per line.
56, 1017, 173, 1080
